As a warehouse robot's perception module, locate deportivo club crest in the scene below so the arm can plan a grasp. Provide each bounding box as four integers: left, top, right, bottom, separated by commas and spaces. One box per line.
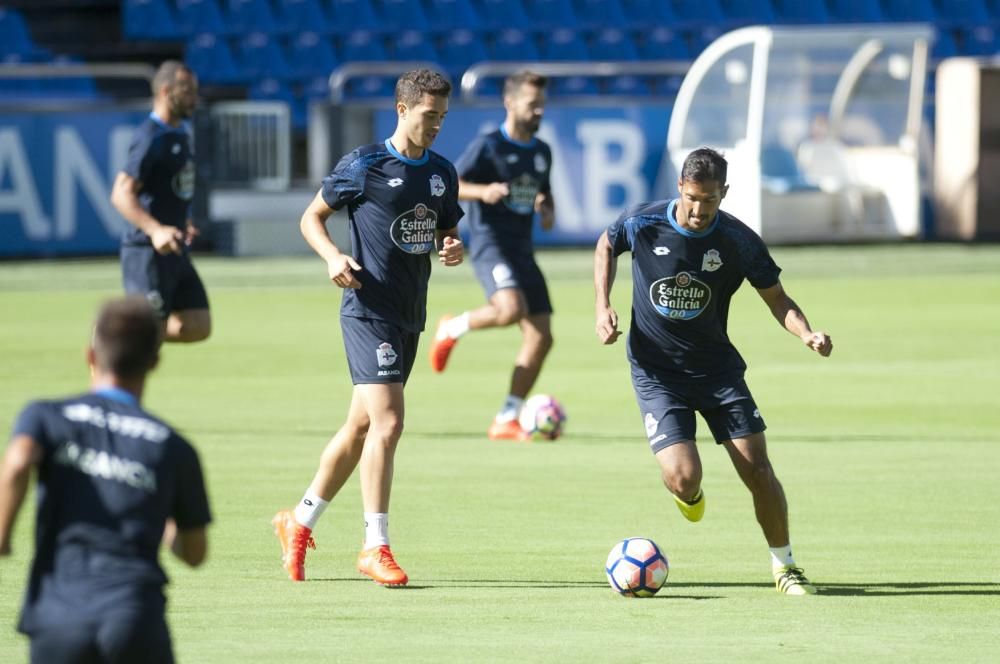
702, 249, 723, 272
429, 174, 445, 197
376, 342, 398, 367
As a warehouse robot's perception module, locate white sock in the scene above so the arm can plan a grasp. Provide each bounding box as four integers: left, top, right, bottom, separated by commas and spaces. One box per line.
293, 491, 329, 530
363, 512, 390, 549
769, 544, 795, 570
443, 312, 470, 339
495, 395, 524, 423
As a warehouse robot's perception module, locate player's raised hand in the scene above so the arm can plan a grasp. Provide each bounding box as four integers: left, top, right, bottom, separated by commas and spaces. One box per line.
596, 307, 622, 345
803, 331, 832, 357
439, 236, 463, 266
151, 225, 184, 255
482, 182, 510, 205
327, 254, 362, 289
184, 221, 200, 246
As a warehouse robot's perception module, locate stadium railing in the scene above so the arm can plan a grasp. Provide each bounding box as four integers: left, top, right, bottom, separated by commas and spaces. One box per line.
206, 100, 291, 191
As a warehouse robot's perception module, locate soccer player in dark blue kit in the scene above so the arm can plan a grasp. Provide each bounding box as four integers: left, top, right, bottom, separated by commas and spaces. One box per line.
0, 296, 212, 662
594, 148, 832, 595
110, 60, 211, 343
429, 70, 556, 441
272, 69, 464, 586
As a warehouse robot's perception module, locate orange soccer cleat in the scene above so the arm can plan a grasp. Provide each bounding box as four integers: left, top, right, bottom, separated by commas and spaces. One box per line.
357, 545, 409, 587
429, 316, 459, 373
488, 418, 530, 441
272, 510, 315, 582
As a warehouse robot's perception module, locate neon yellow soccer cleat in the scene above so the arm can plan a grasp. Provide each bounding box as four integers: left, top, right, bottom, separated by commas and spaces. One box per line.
774, 566, 817, 595
673, 488, 705, 522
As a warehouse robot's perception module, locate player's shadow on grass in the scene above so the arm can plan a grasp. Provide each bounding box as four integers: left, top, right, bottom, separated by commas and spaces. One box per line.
811, 582, 1000, 597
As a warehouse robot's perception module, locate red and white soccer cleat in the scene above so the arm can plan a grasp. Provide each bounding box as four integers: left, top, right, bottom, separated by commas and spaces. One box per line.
487, 418, 530, 441
357, 545, 409, 587
429, 316, 459, 373
272, 509, 315, 582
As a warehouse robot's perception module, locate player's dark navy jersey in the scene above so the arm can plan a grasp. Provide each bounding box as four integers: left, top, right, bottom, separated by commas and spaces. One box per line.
10, 389, 211, 634
121, 113, 195, 247
454, 126, 552, 257
322, 139, 463, 332
607, 199, 781, 379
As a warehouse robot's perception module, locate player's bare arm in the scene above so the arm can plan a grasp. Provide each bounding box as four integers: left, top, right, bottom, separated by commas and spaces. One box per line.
459, 179, 509, 204
536, 192, 555, 230
163, 519, 208, 567
436, 228, 464, 266
0, 435, 41, 556
756, 282, 833, 357
300, 190, 362, 289
594, 230, 622, 345
110, 172, 183, 255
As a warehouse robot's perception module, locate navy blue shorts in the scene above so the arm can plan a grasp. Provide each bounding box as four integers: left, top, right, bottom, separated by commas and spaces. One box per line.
471, 246, 552, 316
29, 603, 173, 664
341, 316, 419, 385
121, 245, 209, 319
630, 364, 767, 453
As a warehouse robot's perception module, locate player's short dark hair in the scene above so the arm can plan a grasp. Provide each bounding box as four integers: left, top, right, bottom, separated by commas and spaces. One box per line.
681, 147, 728, 185
151, 60, 191, 96
503, 70, 548, 98
92, 296, 162, 379
395, 69, 452, 107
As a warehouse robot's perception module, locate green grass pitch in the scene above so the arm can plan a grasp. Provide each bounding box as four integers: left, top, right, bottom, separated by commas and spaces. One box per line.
1, 245, 999, 662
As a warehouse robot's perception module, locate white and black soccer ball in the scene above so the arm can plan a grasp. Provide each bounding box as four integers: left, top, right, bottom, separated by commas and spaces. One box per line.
518, 394, 567, 440
605, 537, 669, 597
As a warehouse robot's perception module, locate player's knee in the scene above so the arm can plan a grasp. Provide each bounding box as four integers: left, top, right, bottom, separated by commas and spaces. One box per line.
370, 415, 404, 442
496, 302, 525, 326
748, 461, 776, 490
662, 469, 700, 501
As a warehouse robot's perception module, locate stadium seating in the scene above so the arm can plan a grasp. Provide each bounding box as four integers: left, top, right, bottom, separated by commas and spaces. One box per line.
541, 28, 590, 62
227, 0, 279, 35
880, 0, 936, 22
771, 0, 829, 23
340, 30, 389, 62
721, 0, 776, 26
378, 0, 430, 34
122, 0, 182, 40
669, 0, 726, 28
0, 8, 43, 57
490, 28, 540, 61
438, 28, 490, 78
637, 26, 689, 61
175, 0, 229, 37
477, 0, 531, 32
425, 0, 482, 35
936, 0, 991, 27
620, 0, 678, 29
524, 0, 579, 32
237, 31, 291, 80
956, 25, 998, 54
391, 29, 439, 62
826, 0, 883, 22
185, 32, 245, 84
287, 31, 338, 81
590, 28, 639, 61
328, 0, 381, 33
277, 0, 334, 35
575, 0, 628, 32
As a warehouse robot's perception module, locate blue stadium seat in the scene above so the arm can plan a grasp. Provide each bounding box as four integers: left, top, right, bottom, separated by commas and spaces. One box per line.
185, 33, 245, 84
227, 0, 279, 34
477, 0, 531, 32
378, 0, 430, 33
304, 74, 332, 103
771, 0, 828, 23
575, 0, 628, 31
490, 28, 539, 60
328, 0, 381, 33
287, 31, 338, 80
524, 0, 578, 31
936, 0, 990, 27
344, 75, 396, 99
540, 28, 590, 61
248, 77, 305, 129
0, 8, 48, 57
0, 54, 39, 97
957, 26, 998, 54
637, 26, 689, 60
880, 0, 936, 22
721, 0, 775, 26
38, 55, 100, 99
277, 0, 334, 34
825, 0, 883, 22
668, 0, 725, 27
424, 0, 481, 34
121, 0, 182, 41
551, 75, 600, 96
621, 0, 677, 29
932, 28, 959, 60
438, 28, 489, 77
175, 0, 230, 37
391, 29, 440, 61
590, 28, 639, 61
238, 32, 292, 79
607, 75, 652, 96
340, 30, 389, 62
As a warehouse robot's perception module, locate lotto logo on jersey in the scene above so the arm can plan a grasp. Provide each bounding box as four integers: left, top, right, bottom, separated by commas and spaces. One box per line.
390, 203, 437, 254
649, 271, 712, 320
504, 173, 540, 215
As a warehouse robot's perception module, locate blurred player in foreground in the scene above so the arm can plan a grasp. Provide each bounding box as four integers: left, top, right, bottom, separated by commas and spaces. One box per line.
111, 60, 211, 343
272, 69, 464, 586
0, 296, 212, 662
594, 147, 832, 595
430, 70, 556, 441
